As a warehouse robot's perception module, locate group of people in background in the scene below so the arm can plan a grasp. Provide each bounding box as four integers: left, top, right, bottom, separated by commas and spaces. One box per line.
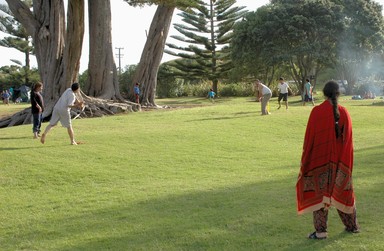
7, 77, 361, 239
1, 89, 11, 105
1, 87, 16, 105
254, 77, 316, 115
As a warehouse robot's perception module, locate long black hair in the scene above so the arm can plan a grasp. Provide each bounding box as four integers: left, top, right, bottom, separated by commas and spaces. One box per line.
323, 81, 341, 138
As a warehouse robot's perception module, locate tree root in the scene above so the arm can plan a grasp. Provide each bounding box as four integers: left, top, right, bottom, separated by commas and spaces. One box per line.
0, 97, 141, 128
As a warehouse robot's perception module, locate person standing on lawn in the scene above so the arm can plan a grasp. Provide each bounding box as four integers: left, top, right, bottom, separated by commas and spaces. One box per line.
134, 82, 140, 104
277, 77, 291, 110
31, 82, 44, 139
296, 80, 359, 239
303, 78, 315, 106
40, 83, 84, 145
255, 79, 272, 115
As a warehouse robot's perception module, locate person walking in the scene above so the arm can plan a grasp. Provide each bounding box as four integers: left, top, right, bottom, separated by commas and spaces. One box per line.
31, 82, 44, 139
40, 83, 84, 145
255, 79, 272, 115
296, 80, 359, 239
277, 77, 291, 109
303, 78, 315, 106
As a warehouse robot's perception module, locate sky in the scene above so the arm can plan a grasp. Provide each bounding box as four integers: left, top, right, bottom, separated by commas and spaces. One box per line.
0, 0, 268, 73
0, 0, 383, 73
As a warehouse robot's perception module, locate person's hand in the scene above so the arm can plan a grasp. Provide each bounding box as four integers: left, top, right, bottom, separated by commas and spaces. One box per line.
77, 101, 85, 109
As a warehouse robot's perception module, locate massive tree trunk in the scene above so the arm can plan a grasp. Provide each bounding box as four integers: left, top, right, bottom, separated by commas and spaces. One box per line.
130, 5, 175, 106
1, 0, 84, 127
86, 0, 122, 100
1, 0, 139, 128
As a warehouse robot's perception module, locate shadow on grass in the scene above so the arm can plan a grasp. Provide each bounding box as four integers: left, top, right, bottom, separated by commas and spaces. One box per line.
3, 174, 376, 251
2, 145, 382, 250
185, 111, 258, 122
0, 136, 32, 140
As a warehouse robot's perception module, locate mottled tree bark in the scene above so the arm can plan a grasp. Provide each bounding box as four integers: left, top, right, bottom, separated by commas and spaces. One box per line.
86, 0, 122, 100
130, 5, 175, 106
2, 0, 84, 127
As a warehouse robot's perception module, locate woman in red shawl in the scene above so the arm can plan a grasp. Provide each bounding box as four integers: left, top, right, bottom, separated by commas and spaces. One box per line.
296, 81, 359, 239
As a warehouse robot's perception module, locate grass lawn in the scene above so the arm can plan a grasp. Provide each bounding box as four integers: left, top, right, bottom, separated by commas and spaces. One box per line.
0, 95, 383, 250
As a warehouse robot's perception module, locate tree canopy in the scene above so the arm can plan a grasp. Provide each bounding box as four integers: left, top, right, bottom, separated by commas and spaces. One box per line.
231, 0, 384, 93
231, 0, 344, 90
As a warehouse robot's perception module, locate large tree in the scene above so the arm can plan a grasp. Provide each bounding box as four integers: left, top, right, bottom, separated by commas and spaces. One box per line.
232, 0, 343, 92
0, 0, 84, 127
165, 0, 247, 94
124, 0, 195, 106
130, 4, 175, 106
332, 0, 384, 94
86, 0, 122, 100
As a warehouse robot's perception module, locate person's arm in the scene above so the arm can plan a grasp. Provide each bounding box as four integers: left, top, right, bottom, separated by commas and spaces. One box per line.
258, 85, 263, 100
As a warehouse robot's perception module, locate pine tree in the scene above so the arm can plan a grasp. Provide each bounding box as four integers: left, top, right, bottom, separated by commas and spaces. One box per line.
0, 1, 33, 85
165, 0, 247, 93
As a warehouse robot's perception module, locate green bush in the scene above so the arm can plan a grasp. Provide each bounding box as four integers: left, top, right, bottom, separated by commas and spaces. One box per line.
219, 83, 254, 97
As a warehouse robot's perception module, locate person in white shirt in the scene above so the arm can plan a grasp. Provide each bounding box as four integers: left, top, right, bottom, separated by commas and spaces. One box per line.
40, 83, 84, 145
277, 77, 292, 110
255, 79, 272, 115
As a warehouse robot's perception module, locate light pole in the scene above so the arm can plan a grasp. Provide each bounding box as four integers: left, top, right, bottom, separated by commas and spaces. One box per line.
115, 47, 124, 75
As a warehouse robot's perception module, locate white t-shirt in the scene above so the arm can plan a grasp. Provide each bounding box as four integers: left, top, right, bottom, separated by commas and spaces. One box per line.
260, 83, 272, 95
278, 82, 289, 94
54, 88, 76, 111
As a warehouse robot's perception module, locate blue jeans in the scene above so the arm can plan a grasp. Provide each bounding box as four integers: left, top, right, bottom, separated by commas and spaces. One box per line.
32, 113, 43, 133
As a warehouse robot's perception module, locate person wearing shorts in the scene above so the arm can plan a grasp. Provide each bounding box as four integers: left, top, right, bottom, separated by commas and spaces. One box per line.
277, 77, 291, 110
40, 83, 84, 145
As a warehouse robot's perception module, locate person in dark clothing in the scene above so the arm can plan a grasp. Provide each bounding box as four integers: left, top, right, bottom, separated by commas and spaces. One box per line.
31, 82, 44, 139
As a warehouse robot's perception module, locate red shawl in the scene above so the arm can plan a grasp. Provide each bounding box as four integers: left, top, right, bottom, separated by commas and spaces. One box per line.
296, 101, 356, 215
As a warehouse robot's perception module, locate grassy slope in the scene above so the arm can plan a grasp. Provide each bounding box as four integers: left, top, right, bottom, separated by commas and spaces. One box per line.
0, 96, 383, 250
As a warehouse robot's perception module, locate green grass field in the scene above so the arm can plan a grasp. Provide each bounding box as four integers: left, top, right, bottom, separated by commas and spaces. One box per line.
0, 96, 383, 250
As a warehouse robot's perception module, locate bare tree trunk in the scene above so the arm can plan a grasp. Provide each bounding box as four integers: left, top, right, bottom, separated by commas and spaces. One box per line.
130, 5, 175, 106
86, 0, 122, 100
336, 61, 358, 95
2, 0, 84, 126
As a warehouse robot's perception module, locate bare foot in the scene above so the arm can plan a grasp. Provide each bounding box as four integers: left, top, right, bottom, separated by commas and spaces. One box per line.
40, 133, 46, 144
71, 141, 78, 145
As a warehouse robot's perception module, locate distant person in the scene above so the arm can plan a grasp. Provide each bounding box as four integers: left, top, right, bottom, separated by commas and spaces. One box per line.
9, 87, 14, 103
2, 90, 10, 105
134, 82, 140, 104
40, 83, 84, 145
255, 79, 272, 115
277, 77, 291, 109
303, 79, 315, 106
207, 88, 216, 102
31, 82, 44, 139
296, 81, 359, 240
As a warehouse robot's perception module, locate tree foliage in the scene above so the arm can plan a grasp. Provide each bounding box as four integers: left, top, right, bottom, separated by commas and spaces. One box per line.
232, 0, 343, 91
332, 0, 384, 93
0, 1, 34, 85
232, 0, 384, 94
164, 0, 247, 93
